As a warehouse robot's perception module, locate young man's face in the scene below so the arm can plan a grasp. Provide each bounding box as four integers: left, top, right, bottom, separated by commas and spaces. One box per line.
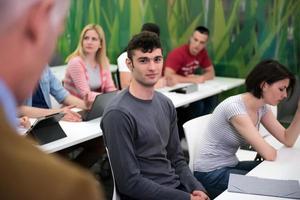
189, 31, 208, 56
127, 48, 163, 88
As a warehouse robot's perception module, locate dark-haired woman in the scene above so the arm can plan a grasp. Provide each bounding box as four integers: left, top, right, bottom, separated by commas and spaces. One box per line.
193, 59, 300, 198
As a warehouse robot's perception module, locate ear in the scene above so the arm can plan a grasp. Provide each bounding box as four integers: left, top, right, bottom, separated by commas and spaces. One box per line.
188, 37, 192, 44
260, 81, 268, 91
24, 0, 54, 46
126, 58, 133, 72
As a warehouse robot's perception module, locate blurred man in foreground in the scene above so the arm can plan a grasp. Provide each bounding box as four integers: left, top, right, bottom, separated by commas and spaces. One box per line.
0, 0, 103, 199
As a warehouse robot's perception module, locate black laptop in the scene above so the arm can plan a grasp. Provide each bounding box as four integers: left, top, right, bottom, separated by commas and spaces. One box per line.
78, 91, 117, 121
26, 112, 66, 145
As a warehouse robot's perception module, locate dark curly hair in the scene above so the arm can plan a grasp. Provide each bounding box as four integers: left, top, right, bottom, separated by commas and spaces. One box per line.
127, 31, 162, 60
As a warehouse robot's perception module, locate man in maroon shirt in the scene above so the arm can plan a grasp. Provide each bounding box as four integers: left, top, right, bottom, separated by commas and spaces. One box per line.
165, 26, 215, 85
165, 26, 217, 139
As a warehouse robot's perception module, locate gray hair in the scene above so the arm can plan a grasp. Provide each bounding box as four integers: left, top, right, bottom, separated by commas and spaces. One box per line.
0, 0, 70, 34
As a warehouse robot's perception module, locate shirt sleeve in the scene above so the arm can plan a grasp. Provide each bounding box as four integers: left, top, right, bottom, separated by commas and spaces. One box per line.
198, 49, 212, 69
101, 69, 116, 92
48, 68, 68, 104
101, 109, 191, 200
224, 102, 247, 121
67, 58, 99, 101
165, 103, 207, 193
165, 49, 183, 73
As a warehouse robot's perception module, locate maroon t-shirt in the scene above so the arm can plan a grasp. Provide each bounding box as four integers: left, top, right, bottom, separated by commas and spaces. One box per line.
165, 44, 212, 76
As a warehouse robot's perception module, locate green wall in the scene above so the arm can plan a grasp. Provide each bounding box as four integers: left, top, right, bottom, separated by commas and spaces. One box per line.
56, 0, 300, 81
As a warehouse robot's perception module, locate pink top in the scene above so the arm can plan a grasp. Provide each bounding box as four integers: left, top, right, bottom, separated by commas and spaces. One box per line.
64, 56, 116, 102
165, 44, 212, 76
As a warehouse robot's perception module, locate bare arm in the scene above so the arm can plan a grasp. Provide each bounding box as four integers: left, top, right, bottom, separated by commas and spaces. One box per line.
198, 65, 215, 81
165, 66, 215, 86
62, 95, 88, 110
19, 105, 82, 122
231, 115, 277, 161
19, 106, 61, 118
261, 103, 300, 147
120, 71, 131, 89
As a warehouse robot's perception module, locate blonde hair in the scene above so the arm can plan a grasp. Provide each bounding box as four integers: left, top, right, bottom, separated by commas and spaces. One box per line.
66, 24, 109, 70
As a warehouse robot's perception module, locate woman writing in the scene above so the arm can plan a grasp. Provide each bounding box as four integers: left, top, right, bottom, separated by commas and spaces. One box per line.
193, 59, 300, 198
64, 24, 116, 102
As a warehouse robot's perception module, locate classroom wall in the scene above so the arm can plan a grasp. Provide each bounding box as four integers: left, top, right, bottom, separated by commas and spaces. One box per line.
56, 0, 300, 80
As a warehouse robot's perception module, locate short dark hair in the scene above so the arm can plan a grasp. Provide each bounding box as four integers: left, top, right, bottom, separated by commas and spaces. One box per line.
195, 26, 209, 36
127, 31, 162, 60
246, 59, 296, 99
141, 23, 160, 36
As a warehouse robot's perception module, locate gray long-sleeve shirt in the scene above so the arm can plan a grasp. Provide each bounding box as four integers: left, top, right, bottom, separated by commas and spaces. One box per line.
101, 89, 206, 200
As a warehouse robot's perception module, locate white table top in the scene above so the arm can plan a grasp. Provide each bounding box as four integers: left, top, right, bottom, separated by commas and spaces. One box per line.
39, 76, 244, 153
39, 117, 102, 153
215, 138, 300, 200
157, 77, 244, 108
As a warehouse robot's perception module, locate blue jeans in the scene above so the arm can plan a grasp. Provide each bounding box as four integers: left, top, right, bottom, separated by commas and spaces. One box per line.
194, 161, 261, 199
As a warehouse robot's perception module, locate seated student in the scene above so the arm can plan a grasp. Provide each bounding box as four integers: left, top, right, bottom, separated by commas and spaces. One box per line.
20, 66, 103, 169
164, 26, 218, 140
0, 0, 103, 199
164, 26, 215, 85
117, 22, 165, 89
20, 66, 87, 122
193, 59, 300, 198
101, 31, 209, 200
64, 24, 116, 102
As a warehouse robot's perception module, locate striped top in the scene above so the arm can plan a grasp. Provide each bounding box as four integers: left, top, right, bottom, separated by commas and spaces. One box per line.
194, 94, 268, 172
63, 56, 116, 102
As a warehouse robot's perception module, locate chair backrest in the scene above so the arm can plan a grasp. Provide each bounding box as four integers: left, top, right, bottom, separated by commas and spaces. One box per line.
183, 114, 212, 171
111, 65, 121, 90
183, 114, 258, 169
105, 147, 120, 200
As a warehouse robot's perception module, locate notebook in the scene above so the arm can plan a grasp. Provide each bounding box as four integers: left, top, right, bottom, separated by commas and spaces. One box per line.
228, 174, 300, 199
26, 112, 66, 145
78, 91, 117, 121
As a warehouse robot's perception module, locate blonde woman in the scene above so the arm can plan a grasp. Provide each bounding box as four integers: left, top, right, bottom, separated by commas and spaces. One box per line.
64, 24, 116, 102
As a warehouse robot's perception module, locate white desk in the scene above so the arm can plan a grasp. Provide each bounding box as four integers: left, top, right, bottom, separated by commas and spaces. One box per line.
39, 118, 102, 153
157, 77, 244, 108
40, 76, 244, 153
215, 138, 300, 200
